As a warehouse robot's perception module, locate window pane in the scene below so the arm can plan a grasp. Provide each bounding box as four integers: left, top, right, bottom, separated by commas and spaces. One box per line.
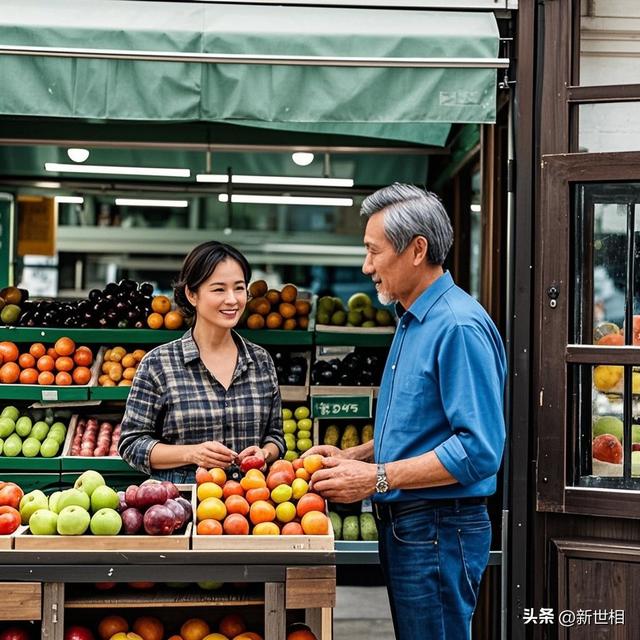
579, 103, 640, 153
580, 0, 640, 86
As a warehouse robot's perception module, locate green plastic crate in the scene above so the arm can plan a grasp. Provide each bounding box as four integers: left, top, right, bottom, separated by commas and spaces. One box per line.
0, 472, 62, 494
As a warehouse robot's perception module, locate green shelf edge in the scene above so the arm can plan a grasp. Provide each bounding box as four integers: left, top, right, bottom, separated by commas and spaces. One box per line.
90, 387, 130, 401
0, 327, 184, 344
0, 385, 89, 401
237, 328, 313, 346
61, 456, 136, 473
0, 457, 61, 472
315, 331, 393, 347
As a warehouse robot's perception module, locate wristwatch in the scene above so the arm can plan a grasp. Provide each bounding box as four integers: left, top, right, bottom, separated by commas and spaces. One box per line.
375, 463, 390, 493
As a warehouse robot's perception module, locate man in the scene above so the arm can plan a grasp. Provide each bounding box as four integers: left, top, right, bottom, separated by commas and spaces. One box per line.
306, 183, 506, 639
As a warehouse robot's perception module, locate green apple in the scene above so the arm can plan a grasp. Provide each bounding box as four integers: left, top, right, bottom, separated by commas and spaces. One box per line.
633, 451, 640, 476
593, 416, 623, 442
48, 491, 62, 513
296, 418, 312, 431
3, 433, 22, 457
57, 505, 90, 535
31, 421, 50, 441
0, 437, 4, 452
15, 416, 33, 437
29, 509, 58, 535
284, 433, 296, 450
197, 581, 223, 590
294, 406, 310, 420
296, 438, 312, 452
1, 406, 20, 422
74, 470, 106, 497
19, 490, 49, 525
91, 486, 120, 513
297, 430, 311, 440
284, 450, 298, 462
0, 417, 16, 438
283, 419, 297, 434
21, 437, 41, 458
57, 488, 91, 512
40, 438, 60, 458
47, 424, 67, 445
90, 508, 122, 535
282, 408, 293, 420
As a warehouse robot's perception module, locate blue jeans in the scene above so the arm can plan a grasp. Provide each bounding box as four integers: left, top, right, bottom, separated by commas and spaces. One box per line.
375, 501, 491, 640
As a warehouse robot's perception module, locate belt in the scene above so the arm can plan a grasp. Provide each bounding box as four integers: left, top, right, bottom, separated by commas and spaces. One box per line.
372, 496, 487, 522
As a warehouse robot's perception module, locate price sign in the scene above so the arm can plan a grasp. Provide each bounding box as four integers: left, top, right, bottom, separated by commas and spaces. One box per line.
311, 395, 372, 419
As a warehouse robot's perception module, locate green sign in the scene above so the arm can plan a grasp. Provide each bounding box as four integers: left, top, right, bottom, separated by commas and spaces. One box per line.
311, 395, 372, 419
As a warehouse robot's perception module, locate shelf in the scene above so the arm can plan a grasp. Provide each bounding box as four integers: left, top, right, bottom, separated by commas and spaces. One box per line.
0, 327, 183, 344
0, 455, 61, 472
315, 331, 393, 348
0, 385, 89, 401
237, 328, 313, 346
90, 386, 130, 400
310, 386, 379, 398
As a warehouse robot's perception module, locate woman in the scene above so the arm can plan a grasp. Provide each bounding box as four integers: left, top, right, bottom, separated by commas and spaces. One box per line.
118, 241, 285, 483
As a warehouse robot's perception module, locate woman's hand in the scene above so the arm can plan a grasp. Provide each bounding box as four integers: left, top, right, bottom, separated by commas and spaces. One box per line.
188, 441, 237, 469
237, 445, 267, 472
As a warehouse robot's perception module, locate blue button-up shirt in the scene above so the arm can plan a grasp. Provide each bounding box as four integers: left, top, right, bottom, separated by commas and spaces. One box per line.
374, 271, 506, 503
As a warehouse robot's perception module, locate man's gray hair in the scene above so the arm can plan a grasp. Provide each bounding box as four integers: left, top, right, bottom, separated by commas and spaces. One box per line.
360, 183, 453, 265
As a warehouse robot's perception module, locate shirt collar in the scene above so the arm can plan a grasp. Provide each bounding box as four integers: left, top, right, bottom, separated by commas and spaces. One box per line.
404, 271, 455, 323
180, 328, 252, 374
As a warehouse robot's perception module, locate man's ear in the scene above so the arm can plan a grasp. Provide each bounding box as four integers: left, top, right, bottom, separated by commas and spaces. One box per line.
412, 236, 428, 265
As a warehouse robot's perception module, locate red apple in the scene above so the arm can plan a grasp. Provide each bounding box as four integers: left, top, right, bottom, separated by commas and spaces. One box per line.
593, 434, 623, 464
174, 497, 193, 521
121, 508, 144, 535
160, 481, 180, 500
163, 499, 186, 531
94, 582, 117, 591
0, 626, 30, 640
125, 485, 139, 509
136, 484, 168, 510
143, 505, 176, 535
64, 626, 94, 640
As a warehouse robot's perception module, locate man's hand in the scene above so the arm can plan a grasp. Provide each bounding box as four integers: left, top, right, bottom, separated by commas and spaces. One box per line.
301, 445, 342, 459
310, 457, 377, 503
188, 441, 237, 469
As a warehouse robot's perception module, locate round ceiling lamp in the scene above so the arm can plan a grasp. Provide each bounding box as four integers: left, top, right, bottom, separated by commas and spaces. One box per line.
291, 152, 314, 167
67, 148, 90, 163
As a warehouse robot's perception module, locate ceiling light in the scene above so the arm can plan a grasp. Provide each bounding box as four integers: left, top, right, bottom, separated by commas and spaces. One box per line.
55, 196, 84, 204
115, 198, 189, 207
292, 152, 315, 166
45, 163, 190, 178
196, 174, 353, 188
67, 148, 90, 163
470, 204, 481, 212
219, 194, 353, 207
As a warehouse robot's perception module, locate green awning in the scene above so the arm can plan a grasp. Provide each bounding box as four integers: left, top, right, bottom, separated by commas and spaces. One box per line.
0, 1, 502, 145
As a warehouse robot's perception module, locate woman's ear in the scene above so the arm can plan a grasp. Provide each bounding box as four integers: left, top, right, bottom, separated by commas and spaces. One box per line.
185, 286, 197, 307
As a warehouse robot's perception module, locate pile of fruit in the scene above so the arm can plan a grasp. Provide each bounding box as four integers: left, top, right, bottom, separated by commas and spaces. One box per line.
20, 470, 191, 536
70, 417, 121, 457
0, 286, 28, 326
322, 422, 373, 450
0, 338, 93, 386
311, 349, 384, 386
195, 455, 329, 537
328, 510, 377, 541
591, 415, 640, 473
593, 318, 640, 346
146, 295, 185, 331
241, 281, 311, 331
0, 405, 68, 458
315, 293, 394, 328
99, 347, 147, 387
271, 350, 308, 386
0, 480, 23, 534
282, 406, 313, 460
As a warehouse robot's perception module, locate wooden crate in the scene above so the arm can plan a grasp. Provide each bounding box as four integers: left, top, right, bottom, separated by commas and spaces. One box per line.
0, 582, 41, 620
14, 487, 193, 551
191, 491, 334, 551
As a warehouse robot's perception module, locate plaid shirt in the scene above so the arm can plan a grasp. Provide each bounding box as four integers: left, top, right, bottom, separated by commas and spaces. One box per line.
119, 329, 284, 476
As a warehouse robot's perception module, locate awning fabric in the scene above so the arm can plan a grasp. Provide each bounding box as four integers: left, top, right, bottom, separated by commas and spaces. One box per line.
0, 1, 501, 145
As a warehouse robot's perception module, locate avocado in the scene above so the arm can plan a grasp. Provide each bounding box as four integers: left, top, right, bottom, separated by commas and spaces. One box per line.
342, 515, 360, 541
359, 513, 378, 541
329, 511, 342, 540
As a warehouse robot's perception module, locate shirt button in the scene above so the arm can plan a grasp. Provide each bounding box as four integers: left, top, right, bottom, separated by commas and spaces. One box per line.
391, 365, 396, 370
402, 324, 406, 329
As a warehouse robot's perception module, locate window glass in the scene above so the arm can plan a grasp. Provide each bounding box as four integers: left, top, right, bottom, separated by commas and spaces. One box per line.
579, 103, 640, 153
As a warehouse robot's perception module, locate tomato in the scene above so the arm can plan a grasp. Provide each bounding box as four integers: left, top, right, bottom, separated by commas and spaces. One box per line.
0, 505, 21, 535
0, 482, 24, 509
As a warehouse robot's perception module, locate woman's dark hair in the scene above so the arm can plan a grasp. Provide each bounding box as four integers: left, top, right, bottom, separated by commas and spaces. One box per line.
173, 241, 251, 319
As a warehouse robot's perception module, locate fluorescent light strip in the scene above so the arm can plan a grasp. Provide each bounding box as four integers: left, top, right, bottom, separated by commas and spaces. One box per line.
55, 196, 84, 204
471, 204, 482, 212
45, 162, 190, 178
219, 194, 352, 206
115, 198, 188, 208
197, 174, 353, 188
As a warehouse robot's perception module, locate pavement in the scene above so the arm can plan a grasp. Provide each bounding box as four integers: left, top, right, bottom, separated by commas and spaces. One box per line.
333, 586, 394, 639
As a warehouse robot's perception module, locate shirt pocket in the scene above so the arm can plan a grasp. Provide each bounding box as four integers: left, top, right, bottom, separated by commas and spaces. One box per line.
389, 373, 428, 432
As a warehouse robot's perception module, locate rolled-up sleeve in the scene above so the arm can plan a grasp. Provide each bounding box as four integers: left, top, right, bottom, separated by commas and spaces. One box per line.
118, 355, 165, 475
433, 324, 506, 486
260, 361, 285, 457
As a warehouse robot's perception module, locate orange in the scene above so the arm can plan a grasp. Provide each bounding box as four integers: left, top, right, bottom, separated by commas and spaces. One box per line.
265, 289, 280, 306
19, 368, 38, 385
225, 495, 250, 516
197, 482, 223, 501
248, 280, 268, 298
74, 348, 93, 366
164, 310, 184, 330
296, 493, 325, 518
249, 500, 276, 525
195, 467, 214, 485
168, 637, 184, 640
55, 356, 74, 372
196, 497, 226, 522
18, 353, 35, 369
233, 634, 263, 640
222, 480, 244, 499
246, 314, 265, 330
248, 297, 270, 316
280, 284, 297, 303
46, 347, 58, 360
37, 355, 55, 372
98, 616, 129, 640
147, 313, 164, 329
0, 342, 19, 363
282, 318, 297, 331
278, 303, 296, 319
265, 312, 283, 329
287, 630, 318, 640
29, 343, 46, 359
223, 513, 250, 535
303, 455, 324, 475
54, 336, 75, 357
300, 511, 329, 535
209, 467, 227, 486
281, 522, 304, 536
180, 619, 210, 640
151, 295, 171, 315
245, 487, 270, 504
0, 362, 20, 384
294, 300, 311, 316
218, 614, 246, 638
298, 316, 309, 330
132, 618, 163, 640
72, 366, 92, 385
252, 522, 279, 535
37, 370, 55, 385
197, 519, 223, 535
55, 371, 72, 386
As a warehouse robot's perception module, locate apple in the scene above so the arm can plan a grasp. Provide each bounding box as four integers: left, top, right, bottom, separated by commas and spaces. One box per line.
0, 482, 24, 509
57, 505, 91, 536
90, 508, 122, 536
117, 491, 127, 512
94, 582, 117, 591
174, 497, 193, 521
48, 491, 62, 513
18, 489, 49, 525
29, 509, 58, 535
64, 627, 94, 640
57, 488, 90, 512
0, 627, 30, 640
74, 470, 106, 497
143, 505, 176, 535
121, 508, 144, 535
0, 506, 21, 534
90, 486, 120, 513
163, 499, 186, 531
160, 481, 180, 500
197, 581, 223, 590
592, 434, 623, 464
136, 484, 168, 511
125, 485, 139, 509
